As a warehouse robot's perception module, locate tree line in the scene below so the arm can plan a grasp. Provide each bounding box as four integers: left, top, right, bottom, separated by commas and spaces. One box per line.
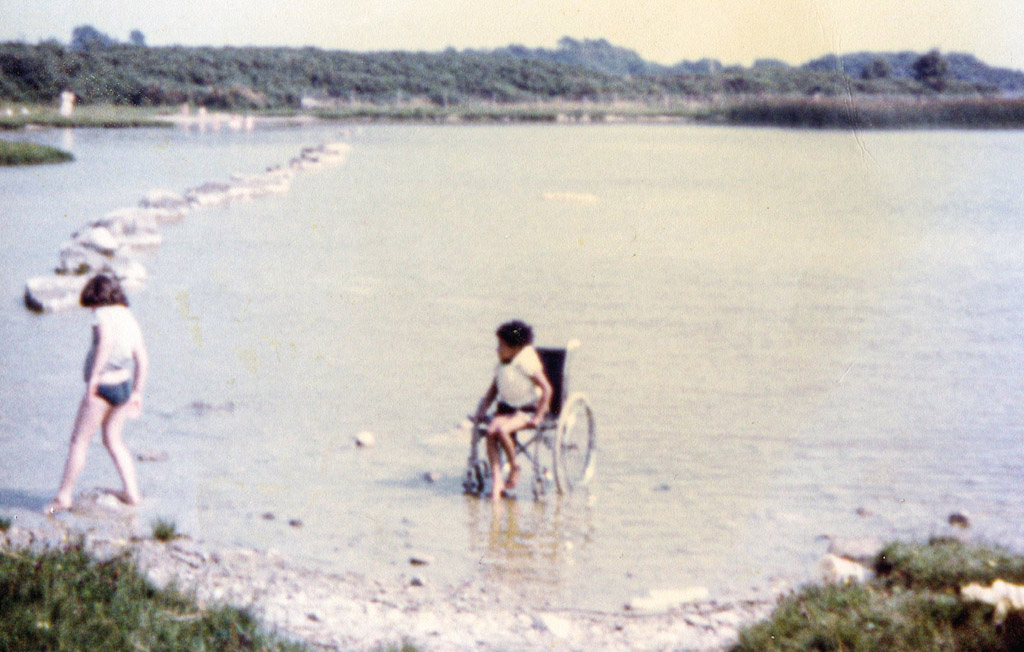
0, 27, 1019, 111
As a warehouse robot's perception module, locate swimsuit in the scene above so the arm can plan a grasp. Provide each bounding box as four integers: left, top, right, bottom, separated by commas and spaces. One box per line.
97, 380, 132, 406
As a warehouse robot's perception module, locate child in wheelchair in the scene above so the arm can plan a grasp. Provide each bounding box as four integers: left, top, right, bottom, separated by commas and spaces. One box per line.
473, 320, 553, 501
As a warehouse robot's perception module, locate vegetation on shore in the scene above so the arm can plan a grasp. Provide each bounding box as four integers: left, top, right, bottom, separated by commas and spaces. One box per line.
734, 538, 1024, 652
0, 139, 72, 166
0, 103, 171, 130
0, 544, 309, 652
3, 536, 1024, 651
3, 30, 1024, 128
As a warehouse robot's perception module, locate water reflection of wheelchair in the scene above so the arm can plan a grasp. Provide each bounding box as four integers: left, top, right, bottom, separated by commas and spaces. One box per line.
463, 340, 596, 499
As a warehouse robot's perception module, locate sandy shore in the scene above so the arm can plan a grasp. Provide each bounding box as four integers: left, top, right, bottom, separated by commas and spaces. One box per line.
1, 502, 780, 652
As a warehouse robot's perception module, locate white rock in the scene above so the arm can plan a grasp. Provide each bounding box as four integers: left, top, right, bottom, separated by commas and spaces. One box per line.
962, 579, 1024, 622
826, 537, 885, 563
145, 566, 174, 590
533, 613, 571, 638
4, 526, 33, 550
24, 274, 89, 312
185, 182, 232, 207
626, 587, 710, 612
56, 242, 107, 275
140, 189, 189, 211
820, 553, 872, 584
75, 226, 119, 255
355, 431, 376, 448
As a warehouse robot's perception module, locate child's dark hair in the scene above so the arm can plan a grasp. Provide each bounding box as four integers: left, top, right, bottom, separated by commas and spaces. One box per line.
496, 320, 533, 348
80, 274, 129, 308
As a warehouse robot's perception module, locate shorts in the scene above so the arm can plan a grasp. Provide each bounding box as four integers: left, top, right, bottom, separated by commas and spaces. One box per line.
495, 401, 537, 416
97, 380, 132, 406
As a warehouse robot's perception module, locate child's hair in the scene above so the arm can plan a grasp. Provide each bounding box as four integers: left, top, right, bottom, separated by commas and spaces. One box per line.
496, 320, 533, 347
80, 274, 129, 308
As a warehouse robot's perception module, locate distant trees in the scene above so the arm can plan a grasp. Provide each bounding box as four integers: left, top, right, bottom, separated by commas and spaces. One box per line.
913, 49, 951, 89
861, 58, 892, 80
0, 39, 1015, 111
70, 25, 116, 52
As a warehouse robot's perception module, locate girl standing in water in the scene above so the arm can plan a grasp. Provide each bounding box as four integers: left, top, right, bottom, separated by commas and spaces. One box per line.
47, 274, 149, 514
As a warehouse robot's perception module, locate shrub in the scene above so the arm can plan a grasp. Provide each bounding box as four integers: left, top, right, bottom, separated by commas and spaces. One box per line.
151, 518, 178, 542
733, 539, 1024, 652
0, 546, 308, 651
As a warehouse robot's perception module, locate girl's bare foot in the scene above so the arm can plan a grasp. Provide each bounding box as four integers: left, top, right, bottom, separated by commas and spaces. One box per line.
111, 490, 141, 506
44, 499, 72, 515
506, 464, 521, 490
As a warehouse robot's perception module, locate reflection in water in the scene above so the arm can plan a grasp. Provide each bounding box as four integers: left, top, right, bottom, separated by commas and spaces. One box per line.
59, 128, 75, 152
465, 494, 595, 601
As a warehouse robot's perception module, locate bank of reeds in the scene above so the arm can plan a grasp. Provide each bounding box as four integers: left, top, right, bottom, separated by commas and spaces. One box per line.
0, 139, 73, 166
716, 95, 1024, 129
0, 545, 310, 651
733, 538, 1024, 652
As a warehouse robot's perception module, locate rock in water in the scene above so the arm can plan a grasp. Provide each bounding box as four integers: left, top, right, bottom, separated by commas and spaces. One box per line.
355, 431, 376, 448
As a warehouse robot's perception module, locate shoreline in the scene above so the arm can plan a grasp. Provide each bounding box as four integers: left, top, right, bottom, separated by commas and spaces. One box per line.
1, 512, 780, 652
4, 94, 1024, 131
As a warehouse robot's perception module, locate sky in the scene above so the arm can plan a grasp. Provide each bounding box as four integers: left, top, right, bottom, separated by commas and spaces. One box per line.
1, 0, 1021, 70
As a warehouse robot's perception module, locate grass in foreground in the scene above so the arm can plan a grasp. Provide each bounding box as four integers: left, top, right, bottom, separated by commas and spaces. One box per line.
734, 538, 1024, 652
0, 139, 73, 166
0, 545, 310, 652
151, 517, 179, 542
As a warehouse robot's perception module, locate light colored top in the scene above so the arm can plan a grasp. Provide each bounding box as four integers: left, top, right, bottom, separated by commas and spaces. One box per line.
495, 345, 543, 408
83, 305, 143, 382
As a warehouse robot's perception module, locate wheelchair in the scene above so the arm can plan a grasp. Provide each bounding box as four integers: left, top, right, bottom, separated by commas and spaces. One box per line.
462, 339, 596, 498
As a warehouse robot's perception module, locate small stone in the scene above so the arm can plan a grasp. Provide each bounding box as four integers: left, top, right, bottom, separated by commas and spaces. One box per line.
949, 512, 970, 528
626, 587, 710, 612
855, 507, 873, 517
136, 450, 169, 463
533, 613, 571, 638
262, 512, 276, 521
409, 553, 434, 566
355, 431, 376, 448
410, 576, 425, 587
288, 519, 303, 528
307, 612, 321, 622
423, 471, 441, 483
820, 553, 872, 584
827, 537, 884, 563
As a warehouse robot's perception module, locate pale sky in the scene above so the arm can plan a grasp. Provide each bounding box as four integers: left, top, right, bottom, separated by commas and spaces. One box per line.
1, 0, 1021, 70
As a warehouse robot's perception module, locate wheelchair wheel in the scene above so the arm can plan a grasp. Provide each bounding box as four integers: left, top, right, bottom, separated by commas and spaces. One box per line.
553, 392, 596, 494
462, 460, 489, 495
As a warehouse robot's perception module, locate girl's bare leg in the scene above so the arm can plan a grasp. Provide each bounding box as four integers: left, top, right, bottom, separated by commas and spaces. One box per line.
488, 413, 530, 492
102, 405, 141, 505
486, 432, 504, 501
49, 393, 108, 513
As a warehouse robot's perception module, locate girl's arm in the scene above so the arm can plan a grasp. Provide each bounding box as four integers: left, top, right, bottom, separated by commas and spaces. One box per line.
474, 380, 497, 422
86, 323, 112, 395
528, 370, 553, 427
129, 331, 149, 410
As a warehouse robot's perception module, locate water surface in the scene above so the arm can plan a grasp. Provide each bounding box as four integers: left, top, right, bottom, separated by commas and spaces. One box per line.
2, 123, 1023, 610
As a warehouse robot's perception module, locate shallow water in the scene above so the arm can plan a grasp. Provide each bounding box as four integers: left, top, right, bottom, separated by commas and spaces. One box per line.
2, 123, 1023, 610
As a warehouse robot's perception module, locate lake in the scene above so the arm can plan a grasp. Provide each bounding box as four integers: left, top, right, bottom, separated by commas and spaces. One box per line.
2, 122, 1023, 610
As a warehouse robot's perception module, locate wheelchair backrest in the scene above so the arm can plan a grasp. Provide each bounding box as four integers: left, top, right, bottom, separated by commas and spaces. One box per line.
536, 347, 567, 417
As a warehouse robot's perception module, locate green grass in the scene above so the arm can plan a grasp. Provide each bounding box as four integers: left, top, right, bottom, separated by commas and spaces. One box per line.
0, 545, 310, 652
710, 95, 1024, 129
733, 538, 1024, 652
0, 139, 73, 166
151, 518, 179, 542
0, 104, 173, 130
